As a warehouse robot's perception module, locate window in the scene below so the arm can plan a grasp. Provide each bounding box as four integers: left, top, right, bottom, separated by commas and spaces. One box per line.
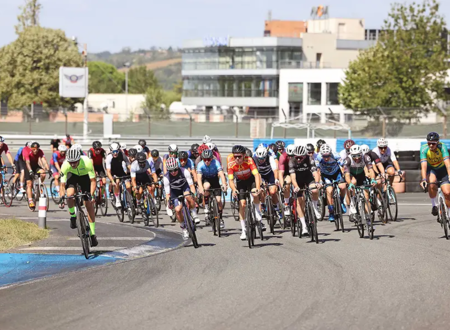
288, 83, 303, 102
308, 83, 321, 105
326, 83, 339, 105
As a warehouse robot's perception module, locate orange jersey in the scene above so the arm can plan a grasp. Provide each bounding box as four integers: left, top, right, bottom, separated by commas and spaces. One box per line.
227, 154, 258, 181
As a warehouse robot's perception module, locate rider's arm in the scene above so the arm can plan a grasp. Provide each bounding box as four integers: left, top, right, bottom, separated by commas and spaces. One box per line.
218, 170, 227, 189
390, 150, 401, 172
420, 145, 429, 181
343, 158, 352, 185
197, 173, 204, 194
269, 156, 278, 181
131, 177, 137, 189
163, 175, 171, 202
84, 157, 97, 195
228, 169, 237, 193
105, 155, 115, 183
182, 168, 195, 193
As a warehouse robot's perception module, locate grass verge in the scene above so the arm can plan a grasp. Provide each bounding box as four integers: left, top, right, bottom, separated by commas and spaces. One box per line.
0, 219, 49, 251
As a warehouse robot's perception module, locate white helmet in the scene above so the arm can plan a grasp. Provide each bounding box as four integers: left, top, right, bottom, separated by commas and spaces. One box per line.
206, 142, 215, 150
120, 143, 127, 149
294, 145, 307, 156
286, 144, 296, 156
110, 142, 120, 152
133, 145, 143, 153
66, 149, 81, 162
360, 144, 370, 154
168, 144, 178, 153
377, 138, 388, 148
255, 146, 267, 158
71, 144, 83, 152
202, 135, 212, 144
320, 144, 332, 155
58, 145, 67, 152
350, 145, 362, 156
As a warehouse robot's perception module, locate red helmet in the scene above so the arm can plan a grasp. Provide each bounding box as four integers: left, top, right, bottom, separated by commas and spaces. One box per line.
344, 139, 355, 150
197, 144, 209, 155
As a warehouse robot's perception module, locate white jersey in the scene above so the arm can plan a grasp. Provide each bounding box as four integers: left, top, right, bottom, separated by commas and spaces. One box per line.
372, 147, 397, 163
339, 149, 349, 161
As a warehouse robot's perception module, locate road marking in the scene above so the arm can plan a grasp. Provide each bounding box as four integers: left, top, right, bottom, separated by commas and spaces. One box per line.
18, 247, 125, 251
67, 237, 152, 241
398, 203, 430, 206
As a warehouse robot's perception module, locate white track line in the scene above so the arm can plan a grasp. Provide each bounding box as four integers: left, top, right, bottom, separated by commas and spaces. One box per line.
18, 247, 124, 251
66, 237, 152, 241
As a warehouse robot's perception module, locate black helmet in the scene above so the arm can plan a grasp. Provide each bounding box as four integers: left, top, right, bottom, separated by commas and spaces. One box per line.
245, 148, 253, 157
179, 151, 188, 159
128, 148, 138, 157
136, 152, 147, 163
427, 132, 440, 142
276, 140, 285, 149
92, 141, 102, 149
151, 149, 159, 158
316, 139, 326, 148
201, 149, 213, 159
30, 141, 40, 148
232, 145, 246, 154
138, 139, 146, 147
306, 143, 315, 153
269, 143, 277, 153
191, 143, 199, 153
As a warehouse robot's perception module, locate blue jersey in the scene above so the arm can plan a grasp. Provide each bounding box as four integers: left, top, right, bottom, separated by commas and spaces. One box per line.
316, 152, 341, 176
178, 158, 195, 170
14, 147, 24, 161
197, 159, 223, 178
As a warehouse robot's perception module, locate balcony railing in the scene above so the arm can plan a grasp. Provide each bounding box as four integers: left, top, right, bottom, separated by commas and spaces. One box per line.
183, 89, 278, 98
279, 60, 332, 69
183, 60, 333, 70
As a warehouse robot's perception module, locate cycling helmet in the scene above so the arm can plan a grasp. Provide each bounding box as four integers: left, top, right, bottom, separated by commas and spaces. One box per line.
30, 141, 40, 149
201, 149, 213, 159
350, 145, 362, 156
134, 145, 143, 153
427, 132, 440, 142
294, 145, 307, 157
168, 144, 178, 153
320, 144, 332, 155
232, 145, 246, 154
316, 139, 326, 148
258, 143, 269, 150
255, 146, 267, 158
276, 140, 286, 149
128, 148, 138, 158
151, 149, 159, 158
206, 142, 215, 150
66, 149, 81, 162
286, 144, 296, 156
179, 151, 188, 159
138, 139, 146, 147
166, 157, 179, 171
198, 144, 209, 155
110, 142, 120, 151
377, 138, 388, 148
0, 136, 4, 142
360, 144, 370, 154
92, 141, 102, 149
245, 148, 253, 157
25, 141, 32, 147
58, 145, 67, 152
202, 135, 212, 144
191, 143, 199, 153
136, 152, 147, 163
344, 139, 355, 150
120, 143, 127, 150
306, 143, 315, 153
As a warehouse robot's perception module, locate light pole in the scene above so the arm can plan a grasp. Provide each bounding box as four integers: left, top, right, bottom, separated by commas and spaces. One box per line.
124, 62, 131, 120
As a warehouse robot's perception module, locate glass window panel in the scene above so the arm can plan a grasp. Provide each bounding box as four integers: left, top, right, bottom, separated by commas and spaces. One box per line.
308, 83, 321, 105
326, 83, 339, 105
289, 83, 303, 102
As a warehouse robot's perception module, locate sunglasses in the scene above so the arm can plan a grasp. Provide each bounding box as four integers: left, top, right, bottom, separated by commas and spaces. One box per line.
351, 155, 362, 159
234, 154, 243, 159
179, 158, 187, 162
169, 169, 178, 174
95, 148, 102, 152
69, 161, 79, 165
170, 151, 178, 155
379, 147, 387, 150
295, 156, 306, 160
112, 150, 119, 154
31, 147, 38, 151
308, 151, 314, 155
203, 158, 213, 162
322, 154, 331, 158
428, 142, 438, 146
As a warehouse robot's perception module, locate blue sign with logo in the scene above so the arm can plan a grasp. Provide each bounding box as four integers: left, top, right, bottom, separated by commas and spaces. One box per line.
203, 37, 229, 47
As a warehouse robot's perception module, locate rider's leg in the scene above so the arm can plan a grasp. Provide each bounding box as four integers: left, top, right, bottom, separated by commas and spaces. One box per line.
386, 166, 395, 186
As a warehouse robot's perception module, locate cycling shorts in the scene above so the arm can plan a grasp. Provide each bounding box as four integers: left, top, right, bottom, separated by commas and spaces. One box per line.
322, 172, 344, 185
24, 164, 43, 182
94, 164, 106, 177
136, 172, 153, 186
294, 171, 314, 197
65, 173, 91, 194
236, 176, 256, 201
170, 182, 191, 207
427, 166, 449, 185
261, 171, 275, 185
382, 159, 394, 170
202, 176, 221, 196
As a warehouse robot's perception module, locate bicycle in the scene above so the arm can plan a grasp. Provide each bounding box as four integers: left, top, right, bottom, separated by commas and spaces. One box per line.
368, 181, 386, 224
171, 192, 199, 248
111, 176, 135, 223
230, 194, 240, 221
323, 180, 345, 232
288, 185, 298, 237
317, 187, 326, 221
8, 173, 24, 203
63, 185, 93, 259
240, 190, 264, 248
154, 176, 165, 211
205, 188, 225, 237
296, 186, 319, 244
382, 174, 401, 222
261, 183, 279, 235
94, 176, 108, 216
49, 176, 63, 206
138, 182, 159, 227
0, 166, 14, 207
28, 170, 51, 212
426, 182, 450, 239
349, 184, 374, 240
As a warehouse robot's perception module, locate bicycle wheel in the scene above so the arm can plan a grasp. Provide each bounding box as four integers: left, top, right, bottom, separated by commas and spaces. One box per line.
126, 190, 136, 223
318, 190, 326, 221
142, 194, 150, 226
276, 194, 286, 229
266, 197, 275, 235
386, 186, 398, 222
211, 197, 220, 237
373, 188, 386, 224
183, 206, 199, 248
291, 199, 297, 237
77, 210, 90, 259
307, 202, 318, 244
357, 197, 366, 238
6, 176, 17, 207
49, 178, 60, 205
245, 203, 252, 248
333, 192, 341, 231
155, 187, 162, 212
222, 190, 227, 209
0, 183, 7, 206
231, 198, 240, 221
100, 184, 108, 216
364, 197, 374, 240
439, 197, 449, 239
150, 197, 159, 228
114, 195, 124, 222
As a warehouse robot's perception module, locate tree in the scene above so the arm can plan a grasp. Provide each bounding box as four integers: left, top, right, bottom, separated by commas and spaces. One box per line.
0, 26, 83, 108
88, 61, 124, 93
143, 86, 170, 120
339, 0, 448, 119
128, 66, 159, 94
15, 0, 42, 33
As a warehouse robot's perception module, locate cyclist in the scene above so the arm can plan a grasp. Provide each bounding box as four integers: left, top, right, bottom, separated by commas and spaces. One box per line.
24, 142, 51, 208
71, 143, 86, 156
13, 142, 31, 193
164, 157, 200, 238
105, 142, 130, 208
316, 139, 326, 153
138, 139, 150, 155
306, 143, 317, 161
88, 141, 107, 183
228, 145, 262, 240
361, 144, 385, 190
197, 149, 227, 227
50, 144, 67, 202
163, 144, 179, 173
60, 148, 98, 246
269, 143, 278, 156
188, 144, 200, 162
373, 138, 403, 187
50, 137, 61, 154
257, 143, 277, 159
127, 148, 138, 164
0, 136, 15, 174
195, 144, 216, 167
253, 146, 282, 220
278, 144, 295, 216
206, 142, 222, 165
343, 145, 377, 219
151, 149, 163, 177
202, 135, 212, 145
339, 139, 355, 160
289, 145, 322, 236
275, 140, 285, 160
316, 144, 347, 222
120, 143, 128, 157
62, 134, 74, 148
178, 151, 198, 184
131, 152, 157, 208
420, 132, 450, 217
133, 145, 144, 154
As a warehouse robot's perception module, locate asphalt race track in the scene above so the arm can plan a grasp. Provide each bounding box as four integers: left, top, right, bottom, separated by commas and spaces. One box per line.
2, 193, 450, 330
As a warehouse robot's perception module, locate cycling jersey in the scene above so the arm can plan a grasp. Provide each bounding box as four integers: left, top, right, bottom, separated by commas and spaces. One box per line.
187, 150, 198, 161
0, 143, 10, 156
50, 139, 61, 149
366, 150, 381, 164
51, 151, 66, 167
88, 148, 106, 166
20, 146, 31, 161
227, 155, 258, 181
152, 157, 163, 173
197, 159, 223, 178
343, 155, 373, 175
288, 156, 317, 174
60, 156, 95, 182
278, 152, 290, 172
316, 152, 341, 176
23, 149, 44, 166
373, 147, 397, 164
163, 167, 193, 195
420, 142, 449, 169
339, 149, 349, 161
252, 155, 277, 176
130, 160, 155, 178
14, 147, 24, 162
178, 158, 195, 170
105, 152, 129, 176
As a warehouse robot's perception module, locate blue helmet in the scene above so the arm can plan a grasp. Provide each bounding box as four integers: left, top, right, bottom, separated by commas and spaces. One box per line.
258, 143, 269, 150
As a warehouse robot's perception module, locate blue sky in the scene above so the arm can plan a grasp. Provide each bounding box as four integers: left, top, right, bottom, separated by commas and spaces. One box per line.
0, 0, 449, 53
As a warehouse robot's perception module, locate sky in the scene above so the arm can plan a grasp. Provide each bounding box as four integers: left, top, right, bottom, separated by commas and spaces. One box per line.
0, 0, 449, 53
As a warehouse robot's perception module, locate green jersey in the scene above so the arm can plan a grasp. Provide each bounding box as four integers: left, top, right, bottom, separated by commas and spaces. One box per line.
60, 156, 95, 183
420, 142, 449, 169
